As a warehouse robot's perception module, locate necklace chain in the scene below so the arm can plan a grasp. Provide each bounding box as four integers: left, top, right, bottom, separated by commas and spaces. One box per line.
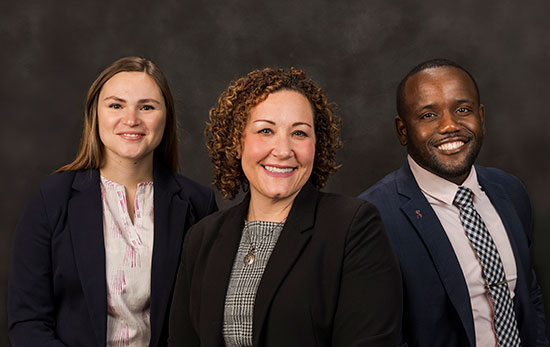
243, 219, 285, 265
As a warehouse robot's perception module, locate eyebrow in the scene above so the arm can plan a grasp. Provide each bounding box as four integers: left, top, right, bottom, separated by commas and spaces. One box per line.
416, 98, 475, 112
455, 98, 474, 104
253, 119, 313, 127
102, 96, 161, 104
417, 104, 437, 112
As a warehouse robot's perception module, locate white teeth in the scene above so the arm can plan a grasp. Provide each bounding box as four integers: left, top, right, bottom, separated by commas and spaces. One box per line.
264, 165, 294, 173
122, 133, 141, 137
438, 141, 464, 151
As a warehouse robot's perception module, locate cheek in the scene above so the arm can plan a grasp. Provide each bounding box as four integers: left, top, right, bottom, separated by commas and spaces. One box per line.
241, 136, 268, 160
466, 120, 483, 135
409, 125, 432, 146
148, 113, 167, 138
298, 140, 316, 167
97, 111, 111, 138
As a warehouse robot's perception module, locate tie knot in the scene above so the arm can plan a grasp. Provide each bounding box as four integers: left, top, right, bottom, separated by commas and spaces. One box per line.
453, 186, 474, 208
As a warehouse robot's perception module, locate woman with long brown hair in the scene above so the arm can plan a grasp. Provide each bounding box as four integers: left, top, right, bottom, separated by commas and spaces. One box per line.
8, 56, 217, 346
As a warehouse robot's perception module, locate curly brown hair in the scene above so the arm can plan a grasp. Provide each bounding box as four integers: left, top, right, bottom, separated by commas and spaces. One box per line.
206, 67, 342, 199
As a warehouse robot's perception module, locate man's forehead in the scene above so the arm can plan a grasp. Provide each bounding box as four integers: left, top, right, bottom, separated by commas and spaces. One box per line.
404, 67, 478, 106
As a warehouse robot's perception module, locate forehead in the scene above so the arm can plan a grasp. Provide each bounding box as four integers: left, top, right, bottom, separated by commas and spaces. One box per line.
249, 90, 314, 123
403, 67, 478, 111
100, 71, 161, 97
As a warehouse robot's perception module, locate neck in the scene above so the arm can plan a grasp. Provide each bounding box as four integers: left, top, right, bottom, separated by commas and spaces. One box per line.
247, 193, 296, 222
100, 155, 154, 189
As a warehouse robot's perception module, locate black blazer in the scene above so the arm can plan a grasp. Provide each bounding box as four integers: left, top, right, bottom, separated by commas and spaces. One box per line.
359, 162, 548, 346
169, 183, 402, 347
8, 165, 217, 347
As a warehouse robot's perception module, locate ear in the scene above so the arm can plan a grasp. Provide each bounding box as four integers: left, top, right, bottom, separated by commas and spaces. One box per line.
395, 115, 408, 146
235, 142, 242, 160
479, 104, 486, 136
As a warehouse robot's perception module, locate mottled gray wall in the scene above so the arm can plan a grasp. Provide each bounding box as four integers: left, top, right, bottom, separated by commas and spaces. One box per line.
2, 0, 549, 344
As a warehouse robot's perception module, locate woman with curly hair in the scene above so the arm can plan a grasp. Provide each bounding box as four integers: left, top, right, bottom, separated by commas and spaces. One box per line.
169, 67, 402, 346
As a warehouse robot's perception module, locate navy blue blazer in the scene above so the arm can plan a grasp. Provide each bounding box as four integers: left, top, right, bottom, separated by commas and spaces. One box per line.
8, 165, 217, 347
359, 162, 548, 347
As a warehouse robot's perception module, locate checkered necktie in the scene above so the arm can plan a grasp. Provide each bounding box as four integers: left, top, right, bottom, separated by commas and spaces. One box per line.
453, 186, 521, 347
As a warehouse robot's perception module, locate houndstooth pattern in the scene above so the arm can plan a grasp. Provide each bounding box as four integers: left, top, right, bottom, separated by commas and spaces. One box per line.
454, 186, 521, 347
223, 221, 283, 347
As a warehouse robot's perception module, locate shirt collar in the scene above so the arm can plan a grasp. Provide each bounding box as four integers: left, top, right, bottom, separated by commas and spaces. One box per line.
407, 155, 483, 205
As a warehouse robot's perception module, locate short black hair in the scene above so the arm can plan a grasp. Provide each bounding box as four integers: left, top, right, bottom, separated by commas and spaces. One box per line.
396, 58, 480, 117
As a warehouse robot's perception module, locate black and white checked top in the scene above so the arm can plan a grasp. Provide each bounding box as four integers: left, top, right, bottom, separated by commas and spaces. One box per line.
222, 221, 284, 347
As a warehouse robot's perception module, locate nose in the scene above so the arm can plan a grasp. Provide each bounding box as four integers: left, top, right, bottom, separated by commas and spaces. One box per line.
438, 111, 460, 133
272, 133, 294, 158
123, 108, 140, 126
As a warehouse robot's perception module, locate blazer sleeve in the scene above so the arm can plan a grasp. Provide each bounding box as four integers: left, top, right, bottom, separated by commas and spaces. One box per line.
520, 184, 549, 346
332, 202, 403, 347
167, 225, 201, 347
8, 188, 67, 347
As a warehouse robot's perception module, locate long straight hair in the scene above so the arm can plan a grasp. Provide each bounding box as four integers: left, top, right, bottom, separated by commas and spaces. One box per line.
57, 56, 179, 173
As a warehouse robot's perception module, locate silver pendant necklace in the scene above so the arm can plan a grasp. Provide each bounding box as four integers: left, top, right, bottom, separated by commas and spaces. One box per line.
243, 219, 285, 265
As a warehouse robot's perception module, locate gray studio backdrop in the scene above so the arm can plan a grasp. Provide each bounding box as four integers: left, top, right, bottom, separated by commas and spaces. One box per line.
2, 0, 549, 345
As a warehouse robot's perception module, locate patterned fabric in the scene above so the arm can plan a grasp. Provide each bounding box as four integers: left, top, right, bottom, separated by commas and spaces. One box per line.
223, 221, 284, 347
454, 186, 521, 347
101, 176, 154, 347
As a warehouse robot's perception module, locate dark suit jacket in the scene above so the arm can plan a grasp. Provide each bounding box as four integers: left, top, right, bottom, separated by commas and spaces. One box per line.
359, 162, 548, 347
8, 165, 217, 347
168, 182, 402, 347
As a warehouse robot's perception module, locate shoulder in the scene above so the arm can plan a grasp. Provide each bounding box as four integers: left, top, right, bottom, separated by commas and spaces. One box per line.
184, 201, 241, 244
476, 165, 532, 220
358, 170, 400, 201
316, 191, 382, 231
39, 170, 77, 192
171, 173, 214, 199
18, 170, 83, 231
476, 165, 529, 199
37, 170, 81, 206
170, 172, 217, 217
318, 191, 376, 213
190, 202, 240, 229
476, 165, 525, 188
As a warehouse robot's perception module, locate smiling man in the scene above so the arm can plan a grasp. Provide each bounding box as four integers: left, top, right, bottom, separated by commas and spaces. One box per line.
359, 58, 548, 346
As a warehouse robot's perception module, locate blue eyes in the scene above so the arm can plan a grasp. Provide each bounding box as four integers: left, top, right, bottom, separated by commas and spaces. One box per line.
257, 128, 309, 137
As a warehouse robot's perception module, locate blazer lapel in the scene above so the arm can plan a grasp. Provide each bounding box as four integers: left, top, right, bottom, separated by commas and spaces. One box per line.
199, 195, 249, 346
150, 164, 189, 346
68, 169, 107, 346
252, 183, 316, 346
476, 167, 529, 272
476, 167, 536, 345
396, 164, 475, 346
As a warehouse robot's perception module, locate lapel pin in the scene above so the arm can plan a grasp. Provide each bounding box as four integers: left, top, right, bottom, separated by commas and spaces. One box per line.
415, 210, 423, 219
